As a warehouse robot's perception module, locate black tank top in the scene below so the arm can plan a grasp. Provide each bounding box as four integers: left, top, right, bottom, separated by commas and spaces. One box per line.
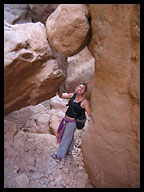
65, 93, 86, 119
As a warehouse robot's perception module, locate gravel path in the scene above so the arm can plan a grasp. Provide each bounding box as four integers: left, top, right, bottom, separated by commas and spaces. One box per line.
4, 129, 94, 188
4, 101, 95, 188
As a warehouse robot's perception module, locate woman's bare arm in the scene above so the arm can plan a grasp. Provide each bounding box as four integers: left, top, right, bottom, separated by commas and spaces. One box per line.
58, 91, 73, 99
83, 99, 91, 116
82, 99, 94, 121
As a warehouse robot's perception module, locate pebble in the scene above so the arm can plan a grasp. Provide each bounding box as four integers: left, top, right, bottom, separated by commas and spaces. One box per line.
13, 165, 20, 173
27, 165, 37, 172
79, 165, 84, 170
50, 180, 56, 186
48, 175, 55, 182
32, 172, 42, 180
40, 178, 47, 185
63, 168, 69, 174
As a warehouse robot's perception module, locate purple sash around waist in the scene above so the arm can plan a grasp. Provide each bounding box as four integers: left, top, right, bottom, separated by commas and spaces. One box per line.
56, 117, 76, 144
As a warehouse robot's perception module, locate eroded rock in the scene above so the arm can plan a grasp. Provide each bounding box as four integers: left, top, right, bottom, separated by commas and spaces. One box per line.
25, 113, 50, 134
46, 4, 90, 56
4, 22, 64, 115
29, 4, 59, 24
4, 4, 32, 24
82, 4, 140, 188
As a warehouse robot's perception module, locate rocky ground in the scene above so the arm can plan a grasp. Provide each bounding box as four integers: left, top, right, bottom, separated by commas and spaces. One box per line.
4, 130, 94, 188
4, 99, 94, 188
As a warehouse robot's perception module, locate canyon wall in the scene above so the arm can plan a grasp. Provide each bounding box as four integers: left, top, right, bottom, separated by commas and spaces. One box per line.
82, 4, 140, 188
4, 4, 140, 188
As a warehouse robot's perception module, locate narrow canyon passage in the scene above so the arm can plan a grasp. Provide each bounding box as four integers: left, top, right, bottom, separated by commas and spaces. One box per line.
4, 98, 94, 188
4, 4, 140, 188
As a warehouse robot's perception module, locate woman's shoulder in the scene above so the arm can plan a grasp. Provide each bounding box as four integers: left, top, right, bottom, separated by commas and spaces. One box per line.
81, 97, 89, 107
82, 98, 89, 105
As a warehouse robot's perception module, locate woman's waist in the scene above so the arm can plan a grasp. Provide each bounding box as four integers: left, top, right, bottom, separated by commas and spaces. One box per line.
65, 115, 75, 120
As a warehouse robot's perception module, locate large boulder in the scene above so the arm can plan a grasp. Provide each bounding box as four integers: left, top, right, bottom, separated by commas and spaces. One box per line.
29, 4, 59, 24
4, 4, 32, 24
82, 4, 140, 188
4, 22, 64, 116
24, 113, 50, 134
46, 4, 90, 56
5, 103, 49, 123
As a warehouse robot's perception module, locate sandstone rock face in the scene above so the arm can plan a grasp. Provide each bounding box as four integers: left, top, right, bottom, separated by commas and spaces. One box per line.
82, 4, 140, 188
46, 4, 90, 56
48, 40, 68, 92
65, 46, 95, 100
29, 4, 59, 24
4, 97, 66, 135
25, 113, 50, 134
4, 22, 64, 115
4, 4, 32, 24
49, 95, 68, 110
5, 104, 49, 124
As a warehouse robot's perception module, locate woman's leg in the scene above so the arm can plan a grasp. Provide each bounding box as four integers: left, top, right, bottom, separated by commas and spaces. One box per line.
56, 122, 76, 158
67, 136, 75, 152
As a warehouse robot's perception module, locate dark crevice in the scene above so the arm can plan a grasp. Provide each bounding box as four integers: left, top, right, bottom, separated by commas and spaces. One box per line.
88, 16, 91, 26
87, 16, 92, 46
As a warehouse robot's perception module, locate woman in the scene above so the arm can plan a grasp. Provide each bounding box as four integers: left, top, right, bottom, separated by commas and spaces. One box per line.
52, 82, 92, 161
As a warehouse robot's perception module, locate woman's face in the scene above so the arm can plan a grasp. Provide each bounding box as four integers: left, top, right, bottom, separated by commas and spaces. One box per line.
77, 84, 86, 95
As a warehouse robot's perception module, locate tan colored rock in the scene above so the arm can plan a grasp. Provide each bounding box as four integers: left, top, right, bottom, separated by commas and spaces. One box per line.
5, 103, 48, 123
46, 4, 90, 56
4, 22, 52, 64
25, 113, 50, 134
4, 120, 19, 147
82, 4, 140, 188
29, 4, 59, 24
4, 4, 32, 24
4, 98, 67, 135
49, 95, 68, 110
65, 46, 95, 100
49, 109, 65, 135
4, 22, 64, 115
129, 5, 140, 104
